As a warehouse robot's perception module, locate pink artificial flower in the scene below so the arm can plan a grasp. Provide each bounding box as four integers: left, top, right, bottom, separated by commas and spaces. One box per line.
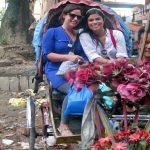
117, 83, 146, 102
65, 70, 76, 80
76, 69, 89, 82
93, 142, 100, 150
113, 59, 129, 70
143, 61, 150, 72
138, 72, 150, 88
71, 63, 100, 91
102, 63, 114, 78
112, 75, 127, 88
102, 59, 132, 80
111, 142, 128, 150
65, 70, 76, 86
98, 136, 112, 148
129, 133, 141, 142
124, 66, 142, 82
111, 59, 129, 76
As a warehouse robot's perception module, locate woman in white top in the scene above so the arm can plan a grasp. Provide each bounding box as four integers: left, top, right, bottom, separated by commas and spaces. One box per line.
79, 8, 128, 64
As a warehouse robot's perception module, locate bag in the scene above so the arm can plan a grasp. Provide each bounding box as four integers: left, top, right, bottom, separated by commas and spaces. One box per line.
57, 34, 81, 75
56, 52, 78, 75
99, 83, 113, 109
64, 84, 93, 115
109, 29, 116, 49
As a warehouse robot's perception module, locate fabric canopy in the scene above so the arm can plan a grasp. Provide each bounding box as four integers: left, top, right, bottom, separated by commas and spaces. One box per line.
44, 0, 122, 31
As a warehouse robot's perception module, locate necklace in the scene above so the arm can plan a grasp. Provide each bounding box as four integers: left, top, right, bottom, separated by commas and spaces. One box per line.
62, 26, 76, 48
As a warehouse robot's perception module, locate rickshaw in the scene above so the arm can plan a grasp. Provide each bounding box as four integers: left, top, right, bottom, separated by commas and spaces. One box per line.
31, 0, 149, 149
40, 0, 128, 145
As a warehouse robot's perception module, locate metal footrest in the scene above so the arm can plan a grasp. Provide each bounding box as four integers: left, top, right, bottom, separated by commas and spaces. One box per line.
111, 115, 150, 121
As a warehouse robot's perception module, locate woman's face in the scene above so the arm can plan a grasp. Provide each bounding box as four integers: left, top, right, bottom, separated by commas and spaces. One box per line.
63, 9, 82, 28
139, 33, 150, 59
87, 13, 104, 32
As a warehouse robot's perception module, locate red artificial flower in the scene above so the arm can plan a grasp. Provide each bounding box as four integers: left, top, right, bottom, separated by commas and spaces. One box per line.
93, 142, 100, 150
101, 63, 114, 78
111, 142, 128, 150
98, 136, 112, 148
128, 133, 141, 142
137, 129, 150, 139
113, 129, 130, 141
117, 83, 146, 102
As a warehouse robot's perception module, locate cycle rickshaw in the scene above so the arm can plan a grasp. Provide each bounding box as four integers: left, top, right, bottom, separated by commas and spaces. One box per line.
30, 0, 150, 149
42, 0, 122, 144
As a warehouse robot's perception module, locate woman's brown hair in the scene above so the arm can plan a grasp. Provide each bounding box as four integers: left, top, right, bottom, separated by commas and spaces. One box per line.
59, 3, 82, 23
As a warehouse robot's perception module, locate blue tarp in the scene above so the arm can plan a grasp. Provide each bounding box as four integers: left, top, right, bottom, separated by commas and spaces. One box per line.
32, 15, 47, 65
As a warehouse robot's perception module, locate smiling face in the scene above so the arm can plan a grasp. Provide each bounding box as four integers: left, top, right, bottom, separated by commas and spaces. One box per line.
63, 9, 82, 29
87, 13, 104, 33
139, 33, 150, 60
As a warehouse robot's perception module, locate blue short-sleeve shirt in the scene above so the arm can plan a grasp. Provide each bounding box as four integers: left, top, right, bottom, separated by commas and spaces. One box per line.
42, 26, 87, 88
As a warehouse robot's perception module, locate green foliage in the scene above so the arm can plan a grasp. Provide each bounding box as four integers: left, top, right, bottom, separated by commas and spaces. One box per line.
2, 0, 20, 34
0, 37, 8, 45
8, 1, 19, 31
0, 8, 6, 20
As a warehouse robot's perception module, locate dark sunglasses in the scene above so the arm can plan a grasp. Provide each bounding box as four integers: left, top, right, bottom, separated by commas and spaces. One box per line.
67, 13, 83, 20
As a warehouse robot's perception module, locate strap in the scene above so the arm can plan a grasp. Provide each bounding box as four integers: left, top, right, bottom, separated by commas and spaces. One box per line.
70, 34, 79, 53
109, 29, 116, 49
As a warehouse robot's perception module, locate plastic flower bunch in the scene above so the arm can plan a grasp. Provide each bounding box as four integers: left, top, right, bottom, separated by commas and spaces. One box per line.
93, 128, 150, 150
99, 59, 150, 132
65, 62, 101, 91
100, 59, 150, 103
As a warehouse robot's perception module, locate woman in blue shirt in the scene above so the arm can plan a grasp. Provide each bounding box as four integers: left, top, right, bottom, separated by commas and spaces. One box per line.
42, 4, 87, 136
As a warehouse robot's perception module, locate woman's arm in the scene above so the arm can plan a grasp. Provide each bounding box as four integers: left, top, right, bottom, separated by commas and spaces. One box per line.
94, 57, 112, 64
79, 33, 111, 64
47, 53, 84, 63
114, 30, 128, 58
42, 28, 83, 63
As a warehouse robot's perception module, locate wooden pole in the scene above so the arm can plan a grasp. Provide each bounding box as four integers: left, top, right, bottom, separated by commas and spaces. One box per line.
138, 10, 150, 62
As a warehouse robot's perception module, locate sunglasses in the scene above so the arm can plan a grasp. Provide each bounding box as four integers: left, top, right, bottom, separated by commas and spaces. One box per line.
67, 13, 82, 20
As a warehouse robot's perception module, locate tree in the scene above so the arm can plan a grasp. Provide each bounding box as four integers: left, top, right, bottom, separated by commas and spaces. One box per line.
0, 0, 35, 45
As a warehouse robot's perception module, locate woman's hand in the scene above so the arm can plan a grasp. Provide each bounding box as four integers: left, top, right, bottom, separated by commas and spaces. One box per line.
94, 57, 112, 64
68, 55, 84, 63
